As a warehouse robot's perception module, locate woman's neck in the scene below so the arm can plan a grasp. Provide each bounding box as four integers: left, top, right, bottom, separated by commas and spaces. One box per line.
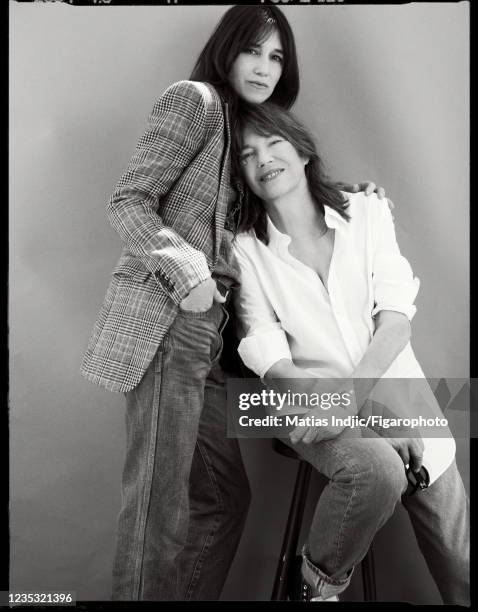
264, 187, 326, 240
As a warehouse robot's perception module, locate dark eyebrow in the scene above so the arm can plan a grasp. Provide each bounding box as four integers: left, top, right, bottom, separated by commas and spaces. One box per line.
250, 40, 284, 55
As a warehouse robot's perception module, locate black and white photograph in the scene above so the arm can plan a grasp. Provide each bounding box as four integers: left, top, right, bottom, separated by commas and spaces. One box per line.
9, 0, 469, 604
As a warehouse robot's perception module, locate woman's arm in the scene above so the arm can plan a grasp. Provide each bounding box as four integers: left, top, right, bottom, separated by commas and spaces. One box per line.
288, 320, 425, 476
107, 80, 214, 305
346, 310, 410, 406
273, 310, 415, 445
348, 310, 424, 472
233, 239, 294, 377
265, 309, 409, 387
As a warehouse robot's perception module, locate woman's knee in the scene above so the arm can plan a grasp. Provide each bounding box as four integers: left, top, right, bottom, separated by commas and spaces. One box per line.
334, 439, 407, 502
364, 440, 408, 501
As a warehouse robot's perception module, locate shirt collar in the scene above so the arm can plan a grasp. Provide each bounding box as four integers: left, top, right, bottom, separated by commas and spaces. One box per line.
266, 215, 291, 253
266, 204, 348, 252
323, 204, 349, 230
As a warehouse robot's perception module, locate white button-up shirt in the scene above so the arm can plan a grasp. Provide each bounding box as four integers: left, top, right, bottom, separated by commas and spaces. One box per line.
233, 192, 455, 484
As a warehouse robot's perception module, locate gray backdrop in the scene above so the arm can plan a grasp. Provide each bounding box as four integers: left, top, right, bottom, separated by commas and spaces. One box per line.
10, 2, 469, 603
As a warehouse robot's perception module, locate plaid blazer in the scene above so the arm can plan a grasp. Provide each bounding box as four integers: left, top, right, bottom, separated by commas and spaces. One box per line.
81, 80, 234, 392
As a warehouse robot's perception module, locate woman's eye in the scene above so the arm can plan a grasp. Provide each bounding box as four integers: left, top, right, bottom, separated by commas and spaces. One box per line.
271, 54, 283, 63
244, 47, 259, 55
270, 139, 283, 146
240, 152, 253, 164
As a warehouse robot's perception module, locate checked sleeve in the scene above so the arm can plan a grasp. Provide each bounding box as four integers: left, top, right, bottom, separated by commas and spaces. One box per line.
106, 80, 213, 305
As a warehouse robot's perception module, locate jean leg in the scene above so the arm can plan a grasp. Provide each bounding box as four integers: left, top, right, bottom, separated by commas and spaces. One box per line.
176, 363, 251, 600
112, 303, 224, 600
402, 460, 470, 606
112, 345, 168, 600
282, 429, 408, 596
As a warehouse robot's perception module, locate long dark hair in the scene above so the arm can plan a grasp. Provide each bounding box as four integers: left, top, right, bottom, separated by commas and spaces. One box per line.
190, 6, 299, 110
233, 102, 350, 243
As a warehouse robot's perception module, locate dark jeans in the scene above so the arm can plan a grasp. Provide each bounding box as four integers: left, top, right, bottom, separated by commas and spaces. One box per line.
111, 301, 251, 600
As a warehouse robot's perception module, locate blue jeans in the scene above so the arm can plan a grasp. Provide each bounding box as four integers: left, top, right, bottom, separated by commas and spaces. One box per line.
111, 301, 251, 600
285, 427, 470, 605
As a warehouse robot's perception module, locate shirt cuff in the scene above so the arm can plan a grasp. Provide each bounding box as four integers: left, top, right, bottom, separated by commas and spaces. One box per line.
372, 276, 420, 321
371, 303, 417, 321
238, 328, 292, 378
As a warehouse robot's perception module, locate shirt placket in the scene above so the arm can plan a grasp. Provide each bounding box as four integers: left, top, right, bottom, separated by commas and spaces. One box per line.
279, 228, 358, 372
326, 238, 364, 369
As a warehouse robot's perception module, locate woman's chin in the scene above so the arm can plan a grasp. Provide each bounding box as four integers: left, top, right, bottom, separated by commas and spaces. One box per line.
241, 90, 271, 105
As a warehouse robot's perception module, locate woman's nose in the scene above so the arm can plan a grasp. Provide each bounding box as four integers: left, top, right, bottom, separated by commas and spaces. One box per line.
253, 57, 269, 77
258, 150, 273, 167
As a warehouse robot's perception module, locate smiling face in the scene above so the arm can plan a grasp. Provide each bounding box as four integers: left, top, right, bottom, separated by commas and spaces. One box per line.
239, 126, 309, 203
228, 29, 284, 104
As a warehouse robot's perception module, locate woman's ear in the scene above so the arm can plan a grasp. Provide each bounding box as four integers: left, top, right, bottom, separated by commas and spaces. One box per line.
300, 154, 310, 167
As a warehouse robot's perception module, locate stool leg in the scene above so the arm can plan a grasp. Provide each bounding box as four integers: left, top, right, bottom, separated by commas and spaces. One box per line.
361, 544, 377, 601
271, 461, 312, 600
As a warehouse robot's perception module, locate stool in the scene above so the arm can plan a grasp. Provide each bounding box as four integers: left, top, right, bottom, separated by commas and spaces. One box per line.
271, 438, 377, 601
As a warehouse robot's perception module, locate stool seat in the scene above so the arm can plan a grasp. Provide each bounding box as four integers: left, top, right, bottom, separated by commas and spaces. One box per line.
272, 437, 301, 460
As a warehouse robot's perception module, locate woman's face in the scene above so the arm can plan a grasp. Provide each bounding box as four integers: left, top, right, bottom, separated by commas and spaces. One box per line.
228, 29, 284, 104
239, 126, 309, 203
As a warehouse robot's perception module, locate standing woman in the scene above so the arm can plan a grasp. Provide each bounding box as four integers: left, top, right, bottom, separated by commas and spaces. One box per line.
81, 5, 382, 601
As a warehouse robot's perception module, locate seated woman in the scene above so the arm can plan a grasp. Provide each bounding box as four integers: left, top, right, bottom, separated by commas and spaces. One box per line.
231, 102, 469, 604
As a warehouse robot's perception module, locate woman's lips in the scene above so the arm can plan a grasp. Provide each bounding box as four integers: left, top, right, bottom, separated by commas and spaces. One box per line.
247, 81, 268, 90
260, 169, 284, 182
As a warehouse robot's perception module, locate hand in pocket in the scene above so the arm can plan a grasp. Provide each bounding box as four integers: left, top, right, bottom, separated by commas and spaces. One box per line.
180, 278, 226, 313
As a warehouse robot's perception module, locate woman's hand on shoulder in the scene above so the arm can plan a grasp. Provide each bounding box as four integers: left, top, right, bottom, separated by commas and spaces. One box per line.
338, 181, 394, 212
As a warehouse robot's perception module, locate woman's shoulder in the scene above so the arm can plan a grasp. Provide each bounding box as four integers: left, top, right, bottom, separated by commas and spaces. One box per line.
160, 80, 223, 111
233, 231, 262, 257
340, 190, 381, 207
339, 190, 385, 222
147, 80, 225, 131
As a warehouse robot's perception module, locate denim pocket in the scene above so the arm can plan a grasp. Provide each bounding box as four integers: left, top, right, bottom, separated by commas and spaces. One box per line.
210, 305, 229, 365
177, 302, 215, 319
170, 302, 228, 367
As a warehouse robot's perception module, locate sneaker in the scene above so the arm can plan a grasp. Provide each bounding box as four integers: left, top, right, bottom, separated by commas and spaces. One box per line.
288, 556, 340, 601
302, 580, 340, 602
